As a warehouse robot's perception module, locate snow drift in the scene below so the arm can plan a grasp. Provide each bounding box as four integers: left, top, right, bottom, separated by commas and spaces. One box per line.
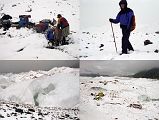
0, 67, 79, 108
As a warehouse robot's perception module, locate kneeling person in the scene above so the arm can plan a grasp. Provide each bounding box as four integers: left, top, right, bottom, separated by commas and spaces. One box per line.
46, 28, 55, 46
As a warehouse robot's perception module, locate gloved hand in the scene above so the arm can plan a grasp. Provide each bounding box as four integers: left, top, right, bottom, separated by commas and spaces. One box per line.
109, 18, 113, 23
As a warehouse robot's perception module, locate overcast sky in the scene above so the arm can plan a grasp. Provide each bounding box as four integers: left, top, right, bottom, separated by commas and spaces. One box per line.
1, 60, 159, 75
80, 0, 159, 29
80, 60, 159, 76
0, 60, 79, 73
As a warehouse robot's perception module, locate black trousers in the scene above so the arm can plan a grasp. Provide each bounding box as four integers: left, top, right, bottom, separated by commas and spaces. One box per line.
121, 25, 134, 53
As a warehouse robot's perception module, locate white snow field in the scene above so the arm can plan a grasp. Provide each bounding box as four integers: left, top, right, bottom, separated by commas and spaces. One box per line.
80, 76, 159, 120
0, 67, 79, 107
0, 67, 79, 120
79, 0, 159, 60
0, 0, 79, 60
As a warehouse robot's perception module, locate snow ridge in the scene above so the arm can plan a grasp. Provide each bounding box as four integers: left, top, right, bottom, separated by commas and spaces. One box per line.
0, 67, 79, 108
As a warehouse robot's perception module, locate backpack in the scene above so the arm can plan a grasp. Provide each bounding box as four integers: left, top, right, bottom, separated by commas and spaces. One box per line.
19, 15, 31, 27
130, 15, 136, 31
35, 23, 48, 33
40, 19, 51, 24
54, 28, 62, 41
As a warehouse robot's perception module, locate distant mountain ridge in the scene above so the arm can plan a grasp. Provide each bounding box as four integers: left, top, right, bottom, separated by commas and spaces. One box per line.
80, 73, 109, 77
133, 68, 159, 79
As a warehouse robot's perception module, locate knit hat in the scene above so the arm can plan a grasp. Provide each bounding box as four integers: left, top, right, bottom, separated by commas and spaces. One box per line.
57, 14, 62, 18
119, 0, 127, 6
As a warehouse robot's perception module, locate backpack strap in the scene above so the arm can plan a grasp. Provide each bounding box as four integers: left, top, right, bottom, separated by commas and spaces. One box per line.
130, 15, 136, 31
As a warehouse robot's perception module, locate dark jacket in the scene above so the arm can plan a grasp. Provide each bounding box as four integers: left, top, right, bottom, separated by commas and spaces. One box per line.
57, 17, 69, 29
112, 8, 134, 30
1, 15, 12, 20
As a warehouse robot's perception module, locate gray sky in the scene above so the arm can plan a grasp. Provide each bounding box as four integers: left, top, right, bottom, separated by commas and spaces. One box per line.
80, 0, 159, 29
80, 60, 159, 76
0, 60, 79, 73
1, 60, 159, 75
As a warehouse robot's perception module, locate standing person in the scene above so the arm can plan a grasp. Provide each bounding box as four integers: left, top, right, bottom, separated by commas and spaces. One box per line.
1, 14, 12, 31
57, 14, 70, 45
109, 0, 135, 55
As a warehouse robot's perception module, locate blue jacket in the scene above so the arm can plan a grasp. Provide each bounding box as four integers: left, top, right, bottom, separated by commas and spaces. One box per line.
112, 8, 134, 29
46, 28, 54, 41
19, 17, 29, 27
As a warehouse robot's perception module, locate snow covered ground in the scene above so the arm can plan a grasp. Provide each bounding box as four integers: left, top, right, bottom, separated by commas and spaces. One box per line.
79, 25, 159, 60
0, 101, 79, 120
0, 67, 79, 119
0, 0, 79, 60
80, 76, 159, 120
79, 0, 159, 60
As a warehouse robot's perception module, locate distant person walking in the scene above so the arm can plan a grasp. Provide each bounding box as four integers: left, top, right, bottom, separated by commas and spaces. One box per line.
57, 14, 70, 45
109, 0, 136, 55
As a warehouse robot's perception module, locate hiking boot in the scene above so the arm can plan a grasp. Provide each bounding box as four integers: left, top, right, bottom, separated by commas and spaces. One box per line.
128, 48, 134, 51
61, 41, 65, 45
119, 52, 128, 55
128, 50, 134, 54
56, 42, 59, 46
61, 37, 66, 45
3, 28, 7, 31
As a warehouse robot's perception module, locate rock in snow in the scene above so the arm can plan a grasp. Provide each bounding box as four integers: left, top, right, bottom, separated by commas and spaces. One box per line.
0, 101, 79, 120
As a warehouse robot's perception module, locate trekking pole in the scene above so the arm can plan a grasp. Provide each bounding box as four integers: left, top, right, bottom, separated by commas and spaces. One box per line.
110, 22, 117, 53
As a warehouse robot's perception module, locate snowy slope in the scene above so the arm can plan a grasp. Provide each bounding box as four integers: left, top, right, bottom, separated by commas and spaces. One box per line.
0, 67, 79, 108
80, 76, 159, 120
0, 0, 79, 60
79, 25, 159, 60
79, 0, 159, 60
